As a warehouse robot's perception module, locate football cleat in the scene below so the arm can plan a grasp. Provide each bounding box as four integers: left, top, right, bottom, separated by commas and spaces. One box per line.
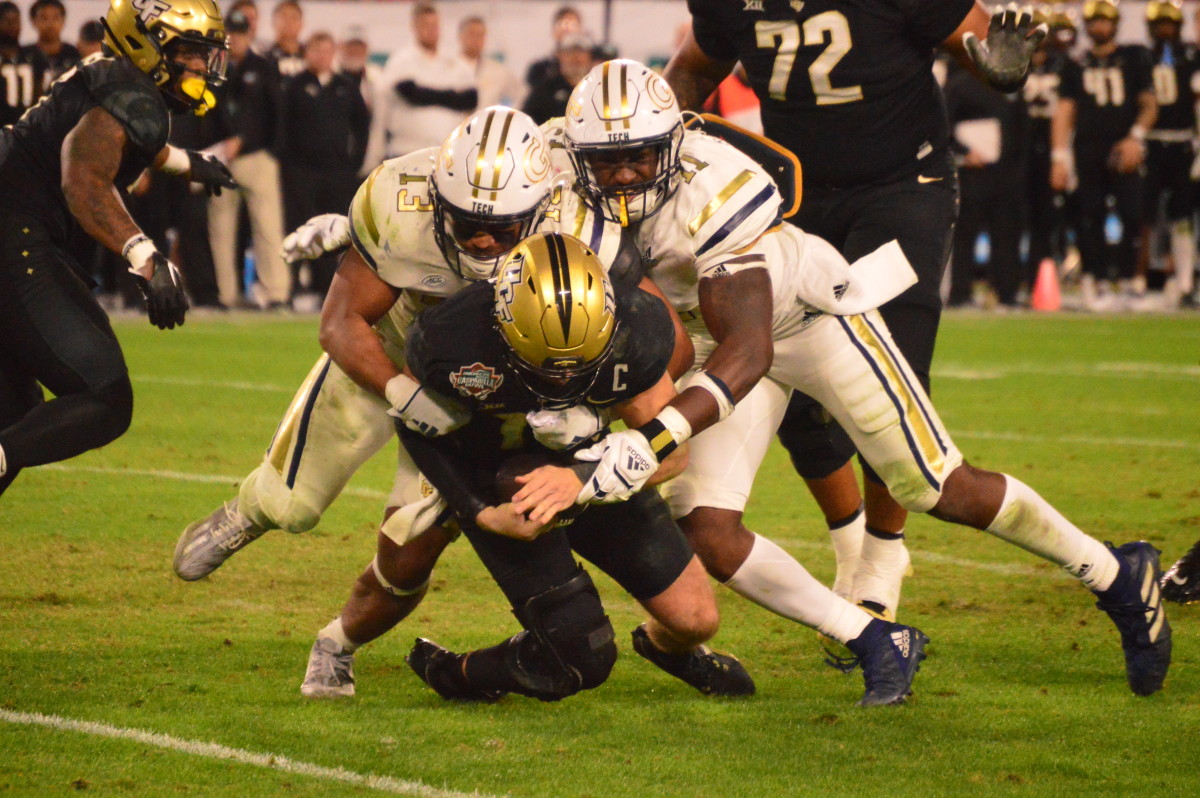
846, 618, 929, 707
631, 625, 756, 697
1095, 541, 1172, 696
818, 601, 894, 674
300, 636, 356, 698
406, 638, 505, 702
173, 499, 267, 581
1160, 539, 1200, 604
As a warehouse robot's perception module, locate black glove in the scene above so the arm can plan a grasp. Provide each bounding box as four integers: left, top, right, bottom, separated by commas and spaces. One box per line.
131, 252, 189, 330
187, 150, 238, 197
963, 5, 1048, 93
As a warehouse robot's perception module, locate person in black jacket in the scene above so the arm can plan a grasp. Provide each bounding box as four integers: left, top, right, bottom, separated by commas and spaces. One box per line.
279, 30, 369, 299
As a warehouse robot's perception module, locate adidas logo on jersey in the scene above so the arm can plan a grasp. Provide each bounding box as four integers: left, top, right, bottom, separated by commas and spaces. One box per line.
832, 282, 848, 301
890, 629, 911, 658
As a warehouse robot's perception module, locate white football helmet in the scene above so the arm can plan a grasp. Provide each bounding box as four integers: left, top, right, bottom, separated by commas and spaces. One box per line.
563, 59, 684, 226
432, 106, 553, 279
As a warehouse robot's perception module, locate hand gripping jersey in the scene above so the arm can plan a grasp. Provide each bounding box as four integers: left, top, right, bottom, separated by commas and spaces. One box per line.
0, 54, 169, 243
347, 148, 638, 365
687, 0, 974, 189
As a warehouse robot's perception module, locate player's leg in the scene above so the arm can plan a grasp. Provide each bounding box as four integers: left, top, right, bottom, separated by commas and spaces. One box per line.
1113, 168, 1145, 292
791, 309, 1171, 695
662, 378, 928, 705
0, 350, 44, 495
1162, 143, 1195, 304
1073, 143, 1112, 307
0, 226, 133, 495
174, 356, 394, 579
240, 150, 291, 306
206, 167, 244, 308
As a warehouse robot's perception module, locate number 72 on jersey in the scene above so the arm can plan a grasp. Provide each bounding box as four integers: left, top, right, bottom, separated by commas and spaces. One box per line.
755, 11, 863, 106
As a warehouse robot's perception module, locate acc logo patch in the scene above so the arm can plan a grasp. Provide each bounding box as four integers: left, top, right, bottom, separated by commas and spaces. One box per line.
449, 362, 503, 400
421, 274, 448, 288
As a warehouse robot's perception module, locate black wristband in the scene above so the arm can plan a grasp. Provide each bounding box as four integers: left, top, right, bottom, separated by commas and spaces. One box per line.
635, 418, 679, 462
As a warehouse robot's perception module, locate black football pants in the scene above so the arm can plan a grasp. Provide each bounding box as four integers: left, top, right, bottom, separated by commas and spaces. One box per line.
0, 215, 133, 497
1074, 139, 1144, 281
777, 154, 959, 481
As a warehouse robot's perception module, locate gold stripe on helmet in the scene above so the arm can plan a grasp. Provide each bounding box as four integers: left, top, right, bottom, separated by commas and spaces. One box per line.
601, 61, 612, 132
688, 170, 754, 235
619, 62, 631, 130
473, 108, 496, 200
491, 109, 514, 201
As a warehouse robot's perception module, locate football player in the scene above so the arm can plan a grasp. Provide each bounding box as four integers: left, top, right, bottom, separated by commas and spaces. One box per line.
363, 232, 755, 703
1138, 0, 1197, 306
664, 1, 1046, 633
522, 60, 1171, 698
1051, 0, 1157, 310
0, 0, 236, 498
172, 107, 680, 585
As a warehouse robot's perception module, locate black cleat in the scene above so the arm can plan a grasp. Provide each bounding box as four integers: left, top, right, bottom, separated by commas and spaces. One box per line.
1095, 542, 1172, 696
631, 625, 756, 697
406, 638, 504, 702
848, 619, 929, 707
1160, 539, 1200, 604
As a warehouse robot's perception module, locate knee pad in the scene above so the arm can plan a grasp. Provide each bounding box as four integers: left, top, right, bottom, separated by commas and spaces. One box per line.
370, 556, 428, 598
91, 374, 134, 445
776, 398, 855, 480
505, 567, 617, 701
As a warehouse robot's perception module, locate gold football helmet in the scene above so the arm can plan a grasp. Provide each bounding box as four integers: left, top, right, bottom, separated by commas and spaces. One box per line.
102, 0, 227, 114
1147, 0, 1184, 23
494, 232, 617, 404
1048, 3, 1079, 30
1083, 0, 1120, 21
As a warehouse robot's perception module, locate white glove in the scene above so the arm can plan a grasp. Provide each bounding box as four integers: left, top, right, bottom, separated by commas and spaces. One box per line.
574, 429, 659, 504
281, 213, 350, 264
526, 405, 610, 451
385, 374, 471, 437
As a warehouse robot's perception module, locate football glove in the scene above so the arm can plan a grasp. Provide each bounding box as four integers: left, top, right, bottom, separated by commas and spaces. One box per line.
574, 429, 659, 504
385, 373, 471, 437
526, 405, 610, 451
130, 251, 189, 330
281, 214, 351, 264
187, 150, 238, 197
963, 4, 1047, 93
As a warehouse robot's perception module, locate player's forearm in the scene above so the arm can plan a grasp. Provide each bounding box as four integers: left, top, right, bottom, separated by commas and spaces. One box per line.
65, 181, 142, 255
663, 31, 732, 112
1050, 98, 1075, 152
318, 314, 399, 400
398, 426, 490, 523
1132, 92, 1158, 136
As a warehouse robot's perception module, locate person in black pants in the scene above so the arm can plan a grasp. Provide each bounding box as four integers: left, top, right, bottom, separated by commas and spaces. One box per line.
0, 0, 234, 496
1052, 0, 1156, 310
279, 31, 369, 300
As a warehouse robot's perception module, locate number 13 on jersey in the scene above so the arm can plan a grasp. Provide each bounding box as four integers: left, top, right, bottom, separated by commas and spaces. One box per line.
755, 12, 863, 105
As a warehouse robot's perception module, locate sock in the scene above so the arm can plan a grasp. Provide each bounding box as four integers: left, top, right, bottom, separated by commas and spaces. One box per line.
828, 506, 865, 598
0, 442, 6, 478
852, 527, 910, 615
985, 475, 1120, 592
319, 617, 359, 653
725, 533, 870, 642
1171, 220, 1194, 295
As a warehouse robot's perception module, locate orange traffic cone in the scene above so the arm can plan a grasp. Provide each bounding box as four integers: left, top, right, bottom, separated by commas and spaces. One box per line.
1031, 257, 1061, 311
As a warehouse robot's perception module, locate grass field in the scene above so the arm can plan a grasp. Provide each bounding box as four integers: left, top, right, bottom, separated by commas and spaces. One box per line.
1, 310, 1198, 797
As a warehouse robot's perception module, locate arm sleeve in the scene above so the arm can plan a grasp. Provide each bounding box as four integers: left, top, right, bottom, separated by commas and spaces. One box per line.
894, 0, 977, 49
687, 1, 738, 62
398, 426, 490, 523
395, 80, 478, 111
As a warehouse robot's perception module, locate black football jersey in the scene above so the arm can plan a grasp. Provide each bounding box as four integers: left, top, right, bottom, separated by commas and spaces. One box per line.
21, 42, 81, 92
688, 0, 974, 188
1148, 41, 1198, 132
406, 280, 674, 466
0, 48, 44, 127
1059, 45, 1152, 142
0, 55, 169, 242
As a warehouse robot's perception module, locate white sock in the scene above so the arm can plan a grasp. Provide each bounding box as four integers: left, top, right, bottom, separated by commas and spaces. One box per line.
319, 617, 358, 653
986, 475, 1120, 592
1171, 220, 1194, 295
828, 506, 865, 598
852, 529, 910, 615
0, 442, 6, 478
725, 533, 871, 643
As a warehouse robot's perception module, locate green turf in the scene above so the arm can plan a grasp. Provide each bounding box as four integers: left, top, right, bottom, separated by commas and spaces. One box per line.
1, 311, 1198, 797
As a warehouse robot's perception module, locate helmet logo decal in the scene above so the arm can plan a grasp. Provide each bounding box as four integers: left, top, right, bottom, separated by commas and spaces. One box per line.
449, 362, 504, 400
495, 254, 525, 323
524, 136, 550, 183
646, 73, 676, 110
132, 0, 172, 24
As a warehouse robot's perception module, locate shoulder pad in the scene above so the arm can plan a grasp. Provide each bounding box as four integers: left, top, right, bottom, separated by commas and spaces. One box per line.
84, 58, 169, 157
684, 113, 801, 218
541, 184, 625, 273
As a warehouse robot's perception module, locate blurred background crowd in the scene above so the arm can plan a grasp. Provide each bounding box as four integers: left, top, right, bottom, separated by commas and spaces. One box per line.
2, 0, 1199, 313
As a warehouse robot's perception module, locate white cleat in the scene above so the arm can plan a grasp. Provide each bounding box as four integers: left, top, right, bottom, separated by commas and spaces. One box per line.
173, 499, 267, 581
301, 637, 356, 698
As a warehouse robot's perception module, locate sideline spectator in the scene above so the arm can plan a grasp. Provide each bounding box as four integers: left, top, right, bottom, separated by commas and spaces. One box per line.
0, 2, 40, 127
22, 0, 79, 91
459, 16, 522, 109
280, 31, 369, 299
209, 8, 291, 310
523, 31, 593, 124
268, 0, 305, 79
525, 5, 582, 90
367, 1, 474, 164
339, 26, 381, 117
75, 19, 103, 58
0, 1, 18, 41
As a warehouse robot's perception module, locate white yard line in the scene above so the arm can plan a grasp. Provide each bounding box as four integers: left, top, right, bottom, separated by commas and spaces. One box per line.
39, 464, 388, 500
0, 709, 499, 798
135, 375, 295, 393
934, 361, 1200, 381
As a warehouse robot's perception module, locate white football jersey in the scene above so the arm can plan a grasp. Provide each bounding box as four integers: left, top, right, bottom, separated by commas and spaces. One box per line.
347, 148, 628, 363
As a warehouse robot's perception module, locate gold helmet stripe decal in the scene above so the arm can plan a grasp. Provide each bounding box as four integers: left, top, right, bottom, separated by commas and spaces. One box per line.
619, 62, 631, 130
546, 233, 573, 346
601, 61, 612, 132
491, 108, 514, 201
473, 108, 497, 200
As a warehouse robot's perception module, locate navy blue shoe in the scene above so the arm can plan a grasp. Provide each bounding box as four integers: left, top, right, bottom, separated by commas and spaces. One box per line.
1094, 542, 1172, 696
847, 619, 929, 707
1160, 539, 1200, 604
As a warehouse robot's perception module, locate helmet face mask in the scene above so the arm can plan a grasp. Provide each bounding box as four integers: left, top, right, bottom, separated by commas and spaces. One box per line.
433, 107, 553, 280
494, 232, 617, 407
564, 59, 685, 227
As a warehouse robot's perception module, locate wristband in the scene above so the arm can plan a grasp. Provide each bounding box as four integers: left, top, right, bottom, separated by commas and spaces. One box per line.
384, 373, 419, 413
683, 370, 736, 421
1050, 148, 1071, 164
1129, 125, 1147, 142
634, 406, 693, 462
160, 145, 190, 175
122, 234, 157, 275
